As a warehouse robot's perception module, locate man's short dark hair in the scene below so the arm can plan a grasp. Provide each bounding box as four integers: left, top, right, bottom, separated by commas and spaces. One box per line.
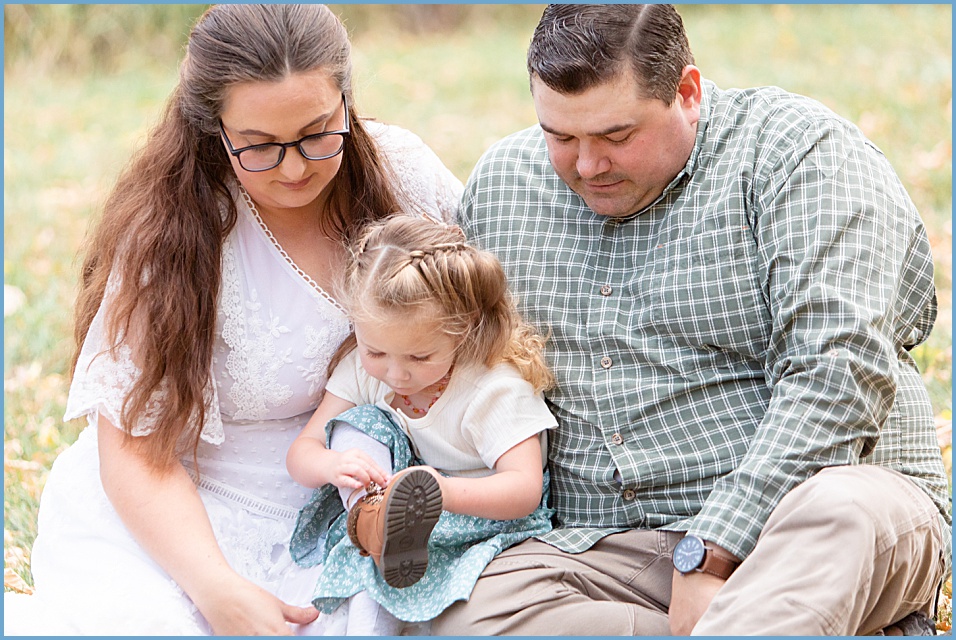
527, 4, 695, 104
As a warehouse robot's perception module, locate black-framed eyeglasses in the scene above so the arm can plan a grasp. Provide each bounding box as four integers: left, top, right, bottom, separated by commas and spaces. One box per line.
219, 94, 350, 172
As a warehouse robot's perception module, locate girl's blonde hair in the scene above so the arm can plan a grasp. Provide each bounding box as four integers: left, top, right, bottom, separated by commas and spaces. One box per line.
334, 215, 554, 392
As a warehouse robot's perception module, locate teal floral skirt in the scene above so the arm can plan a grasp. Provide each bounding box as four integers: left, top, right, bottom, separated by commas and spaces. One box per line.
289, 404, 554, 622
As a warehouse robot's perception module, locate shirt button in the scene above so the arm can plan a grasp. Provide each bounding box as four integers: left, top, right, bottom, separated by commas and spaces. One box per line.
623, 489, 636, 501
600, 356, 613, 369
611, 433, 624, 445
600, 284, 613, 296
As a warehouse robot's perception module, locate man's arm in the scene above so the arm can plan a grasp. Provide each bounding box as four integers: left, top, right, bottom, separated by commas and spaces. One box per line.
672, 118, 931, 631
690, 117, 915, 556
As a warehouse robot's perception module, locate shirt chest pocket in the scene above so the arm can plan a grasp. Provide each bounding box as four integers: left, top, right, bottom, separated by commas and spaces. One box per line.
648, 226, 772, 366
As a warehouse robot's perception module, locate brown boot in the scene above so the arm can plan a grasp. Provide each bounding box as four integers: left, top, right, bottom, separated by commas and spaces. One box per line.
346, 467, 443, 588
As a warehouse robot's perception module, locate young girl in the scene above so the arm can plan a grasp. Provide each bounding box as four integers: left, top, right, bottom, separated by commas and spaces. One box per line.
286, 214, 557, 632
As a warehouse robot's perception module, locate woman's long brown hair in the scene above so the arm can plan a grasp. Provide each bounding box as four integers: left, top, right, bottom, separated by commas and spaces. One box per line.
73, 4, 400, 468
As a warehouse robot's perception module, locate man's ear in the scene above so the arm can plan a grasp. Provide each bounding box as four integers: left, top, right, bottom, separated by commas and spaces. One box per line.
676, 65, 702, 108
676, 65, 702, 125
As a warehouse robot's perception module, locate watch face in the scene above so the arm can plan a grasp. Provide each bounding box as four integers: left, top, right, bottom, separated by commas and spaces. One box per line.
673, 535, 706, 573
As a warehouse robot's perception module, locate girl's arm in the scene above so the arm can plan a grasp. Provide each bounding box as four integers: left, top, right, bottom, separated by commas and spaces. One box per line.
427, 434, 544, 520
97, 416, 318, 635
286, 391, 388, 490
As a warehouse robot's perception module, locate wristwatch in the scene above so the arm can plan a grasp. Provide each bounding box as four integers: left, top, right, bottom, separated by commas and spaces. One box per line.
672, 534, 741, 580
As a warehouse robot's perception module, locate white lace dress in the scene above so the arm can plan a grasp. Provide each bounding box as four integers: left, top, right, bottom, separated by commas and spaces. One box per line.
4, 122, 462, 636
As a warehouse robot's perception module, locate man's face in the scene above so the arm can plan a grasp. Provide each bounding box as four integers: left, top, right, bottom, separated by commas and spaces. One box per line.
532, 68, 701, 218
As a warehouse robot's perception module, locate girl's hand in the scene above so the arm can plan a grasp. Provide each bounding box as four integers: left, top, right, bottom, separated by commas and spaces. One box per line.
196, 573, 319, 636
287, 392, 358, 489
329, 448, 390, 490
398, 465, 446, 492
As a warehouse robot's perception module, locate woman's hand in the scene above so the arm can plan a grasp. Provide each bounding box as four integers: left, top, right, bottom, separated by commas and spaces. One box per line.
195, 573, 319, 636
97, 419, 317, 636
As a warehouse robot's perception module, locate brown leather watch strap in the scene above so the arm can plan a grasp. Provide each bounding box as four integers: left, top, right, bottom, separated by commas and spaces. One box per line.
699, 544, 741, 580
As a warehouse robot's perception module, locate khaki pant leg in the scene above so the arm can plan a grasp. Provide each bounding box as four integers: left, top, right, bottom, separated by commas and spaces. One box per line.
693, 465, 946, 636
432, 529, 680, 636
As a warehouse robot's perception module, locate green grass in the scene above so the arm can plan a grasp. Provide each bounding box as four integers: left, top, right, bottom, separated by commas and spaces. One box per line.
4, 4, 952, 592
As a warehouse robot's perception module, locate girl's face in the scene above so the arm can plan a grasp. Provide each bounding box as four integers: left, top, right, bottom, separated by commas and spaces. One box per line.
219, 69, 346, 219
353, 314, 459, 396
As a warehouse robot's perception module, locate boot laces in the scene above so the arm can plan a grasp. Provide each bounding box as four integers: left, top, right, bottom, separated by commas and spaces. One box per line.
364, 480, 385, 505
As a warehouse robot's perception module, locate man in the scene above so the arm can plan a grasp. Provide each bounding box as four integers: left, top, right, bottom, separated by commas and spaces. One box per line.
433, 4, 950, 636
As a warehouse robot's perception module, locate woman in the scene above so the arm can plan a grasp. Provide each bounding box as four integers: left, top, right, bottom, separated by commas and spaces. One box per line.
5, 5, 462, 635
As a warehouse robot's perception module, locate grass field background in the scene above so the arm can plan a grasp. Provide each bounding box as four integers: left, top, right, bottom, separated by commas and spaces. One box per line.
4, 5, 952, 621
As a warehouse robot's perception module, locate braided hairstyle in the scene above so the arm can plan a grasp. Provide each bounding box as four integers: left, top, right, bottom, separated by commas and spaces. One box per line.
331, 215, 554, 392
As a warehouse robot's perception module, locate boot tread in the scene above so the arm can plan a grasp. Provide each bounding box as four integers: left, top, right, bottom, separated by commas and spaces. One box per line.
381, 469, 443, 588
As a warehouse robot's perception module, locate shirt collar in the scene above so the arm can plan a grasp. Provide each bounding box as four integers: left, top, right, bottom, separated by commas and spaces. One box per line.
668, 78, 715, 189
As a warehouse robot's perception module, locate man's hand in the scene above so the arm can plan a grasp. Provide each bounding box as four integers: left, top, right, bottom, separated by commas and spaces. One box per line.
669, 569, 726, 635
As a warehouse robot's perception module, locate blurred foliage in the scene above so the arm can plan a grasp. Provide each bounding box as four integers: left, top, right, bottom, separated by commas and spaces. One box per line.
940, 576, 953, 633
3, 5, 546, 74
3, 4, 209, 74
332, 4, 545, 35
3, 5, 951, 613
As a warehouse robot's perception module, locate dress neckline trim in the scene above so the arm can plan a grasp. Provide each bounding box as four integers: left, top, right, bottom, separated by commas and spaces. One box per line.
238, 186, 348, 316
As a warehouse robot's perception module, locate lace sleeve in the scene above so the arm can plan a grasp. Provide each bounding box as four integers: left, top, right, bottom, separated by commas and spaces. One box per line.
369, 121, 464, 223
64, 277, 224, 445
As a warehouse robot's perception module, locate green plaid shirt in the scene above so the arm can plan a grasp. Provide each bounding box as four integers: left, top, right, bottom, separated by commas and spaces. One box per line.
458, 80, 951, 560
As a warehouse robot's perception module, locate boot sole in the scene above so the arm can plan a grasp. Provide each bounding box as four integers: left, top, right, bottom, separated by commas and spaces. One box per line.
380, 469, 443, 588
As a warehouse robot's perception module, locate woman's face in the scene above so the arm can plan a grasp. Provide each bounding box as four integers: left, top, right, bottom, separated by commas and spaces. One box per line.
219, 69, 347, 219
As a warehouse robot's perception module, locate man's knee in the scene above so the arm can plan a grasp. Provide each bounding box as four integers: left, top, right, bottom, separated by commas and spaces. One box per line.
767, 465, 939, 540
752, 464, 945, 632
